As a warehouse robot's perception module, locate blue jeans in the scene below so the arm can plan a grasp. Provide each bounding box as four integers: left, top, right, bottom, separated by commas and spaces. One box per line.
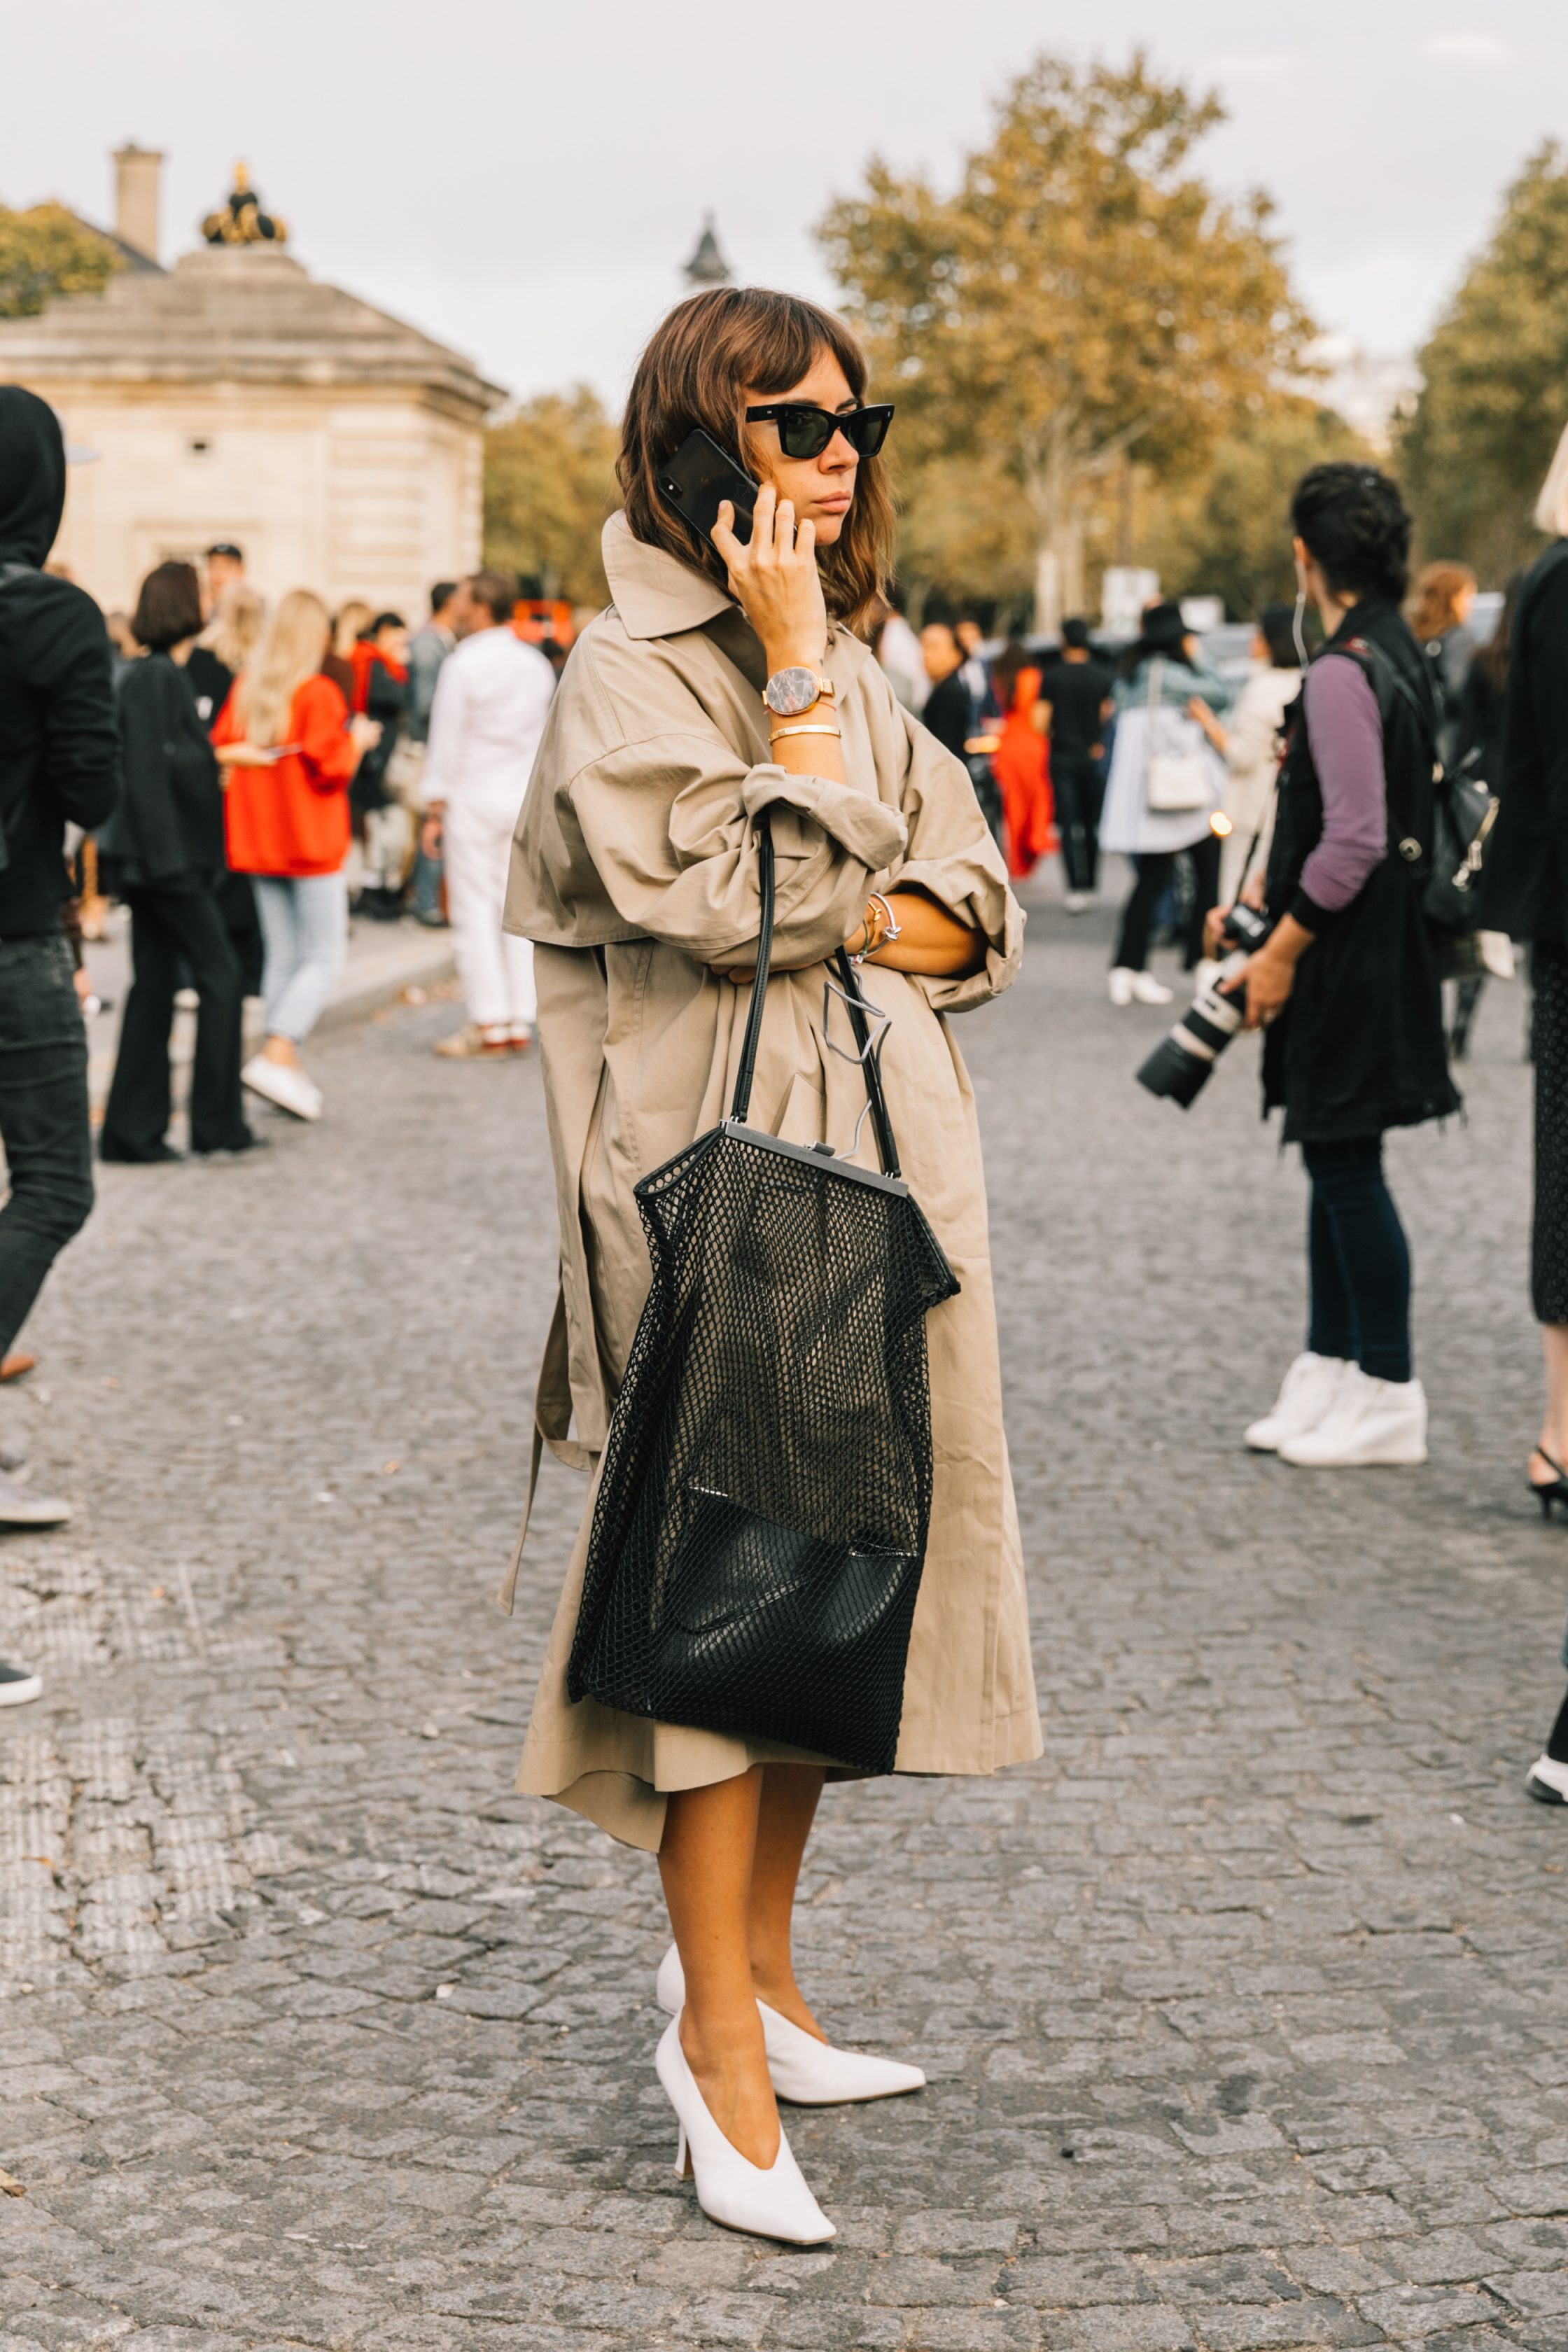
253, 872, 348, 1045
0, 934, 94, 1359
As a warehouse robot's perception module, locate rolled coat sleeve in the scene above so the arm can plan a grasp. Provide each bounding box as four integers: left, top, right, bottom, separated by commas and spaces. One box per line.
568, 731, 907, 967
887, 705, 1023, 1012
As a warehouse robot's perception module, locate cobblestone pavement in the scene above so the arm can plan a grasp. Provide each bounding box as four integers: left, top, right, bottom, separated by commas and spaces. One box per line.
4, 885, 1568, 2352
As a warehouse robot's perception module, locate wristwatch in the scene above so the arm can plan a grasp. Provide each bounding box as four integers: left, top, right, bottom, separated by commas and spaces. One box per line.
762, 667, 836, 719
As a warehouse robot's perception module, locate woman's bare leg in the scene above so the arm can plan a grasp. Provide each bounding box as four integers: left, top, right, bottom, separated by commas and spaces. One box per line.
747, 1762, 828, 2040
659, 1769, 778, 2167
1532, 1323, 1568, 1482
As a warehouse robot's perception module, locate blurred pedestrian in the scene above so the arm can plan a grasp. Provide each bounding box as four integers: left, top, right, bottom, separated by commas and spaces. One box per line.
875, 584, 927, 710
1407, 560, 1477, 773
204, 542, 246, 605
105, 610, 137, 673
214, 590, 378, 1121
955, 616, 989, 707
1221, 463, 1457, 1471
423, 570, 554, 1058
1037, 617, 1114, 907
0, 386, 120, 1555
188, 580, 268, 995
1447, 573, 1522, 1060
990, 640, 1054, 881
1481, 430, 1568, 1544
99, 562, 255, 1163
1100, 601, 1233, 1004
187, 581, 263, 726
322, 599, 371, 706
349, 611, 411, 920
405, 582, 458, 925
919, 620, 1002, 850
1193, 603, 1302, 905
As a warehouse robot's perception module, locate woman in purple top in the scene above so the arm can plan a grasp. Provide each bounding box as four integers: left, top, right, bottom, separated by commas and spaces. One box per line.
1212, 464, 1458, 1469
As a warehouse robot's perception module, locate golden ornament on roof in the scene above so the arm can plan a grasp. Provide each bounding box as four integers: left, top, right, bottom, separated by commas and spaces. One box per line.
202, 163, 287, 247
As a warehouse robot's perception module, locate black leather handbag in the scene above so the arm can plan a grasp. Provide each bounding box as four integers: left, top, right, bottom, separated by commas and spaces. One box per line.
566, 811, 959, 1774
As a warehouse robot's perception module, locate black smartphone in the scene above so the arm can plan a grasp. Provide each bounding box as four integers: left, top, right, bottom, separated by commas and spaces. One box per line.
657, 427, 757, 547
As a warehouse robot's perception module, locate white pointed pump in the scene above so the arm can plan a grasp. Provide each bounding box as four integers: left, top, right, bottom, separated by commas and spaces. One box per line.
656, 2015, 836, 2244
657, 1944, 926, 2106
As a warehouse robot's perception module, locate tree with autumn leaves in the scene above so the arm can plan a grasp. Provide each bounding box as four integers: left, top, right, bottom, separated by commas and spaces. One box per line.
0, 204, 119, 318
819, 53, 1316, 629
1399, 144, 1568, 582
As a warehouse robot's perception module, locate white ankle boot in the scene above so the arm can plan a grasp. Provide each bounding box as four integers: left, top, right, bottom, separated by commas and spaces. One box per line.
1278, 1368, 1428, 1466
1245, 1352, 1350, 1452
657, 1945, 925, 2104
655, 2016, 835, 2244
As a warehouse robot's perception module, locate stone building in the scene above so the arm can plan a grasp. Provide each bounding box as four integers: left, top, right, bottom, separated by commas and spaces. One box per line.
0, 147, 505, 615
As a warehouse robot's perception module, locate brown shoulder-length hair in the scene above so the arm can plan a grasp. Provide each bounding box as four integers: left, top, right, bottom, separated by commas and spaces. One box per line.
132, 559, 204, 652
1406, 559, 1476, 643
618, 286, 895, 638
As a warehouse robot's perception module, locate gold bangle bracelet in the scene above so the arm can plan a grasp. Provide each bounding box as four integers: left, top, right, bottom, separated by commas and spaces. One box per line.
769, 722, 842, 742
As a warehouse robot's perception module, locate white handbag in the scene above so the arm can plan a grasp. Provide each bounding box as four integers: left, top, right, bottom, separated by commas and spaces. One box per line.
1143, 659, 1212, 813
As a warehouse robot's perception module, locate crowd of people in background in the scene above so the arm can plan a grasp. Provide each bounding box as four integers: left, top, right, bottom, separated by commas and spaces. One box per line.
89, 546, 581, 1132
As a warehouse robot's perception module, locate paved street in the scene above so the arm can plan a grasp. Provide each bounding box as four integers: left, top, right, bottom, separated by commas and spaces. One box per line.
4, 880, 1568, 2352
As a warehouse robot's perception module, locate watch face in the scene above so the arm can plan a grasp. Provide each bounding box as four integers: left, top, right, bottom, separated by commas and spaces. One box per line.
764, 666, 822, 717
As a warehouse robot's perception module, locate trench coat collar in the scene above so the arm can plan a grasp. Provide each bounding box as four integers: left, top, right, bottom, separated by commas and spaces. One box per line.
601, 511, 732, 640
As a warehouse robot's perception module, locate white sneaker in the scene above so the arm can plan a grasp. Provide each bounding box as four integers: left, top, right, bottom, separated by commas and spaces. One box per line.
1129, 971, 1173, 1006
1108, 967, 1135, 1005
1525, 1754, 1568, 1805
0, 1469, 70, 1527
0, 1660, 42, 1706
241, 1055, 322, 1122
1064, 890, 1093, 914
1278, 1369, 1428, 1467
1245, 1352, 1350, 1452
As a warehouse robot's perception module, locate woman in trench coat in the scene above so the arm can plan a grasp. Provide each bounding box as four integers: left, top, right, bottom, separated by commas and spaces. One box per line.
502, 287, 1039, 2244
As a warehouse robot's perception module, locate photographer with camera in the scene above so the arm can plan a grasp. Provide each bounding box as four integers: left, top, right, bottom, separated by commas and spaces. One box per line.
1210, 464, 1458, 1469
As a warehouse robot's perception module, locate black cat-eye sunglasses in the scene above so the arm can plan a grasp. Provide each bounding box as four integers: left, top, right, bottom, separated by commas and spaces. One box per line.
744, 402, 895, 460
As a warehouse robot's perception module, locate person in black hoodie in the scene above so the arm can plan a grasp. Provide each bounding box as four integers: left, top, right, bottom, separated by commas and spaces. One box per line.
99, 561, 255, 1161
0, 384, 120, 1574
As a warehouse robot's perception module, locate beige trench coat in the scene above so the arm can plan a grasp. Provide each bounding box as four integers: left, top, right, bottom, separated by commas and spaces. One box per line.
500, 513, 1041, 1851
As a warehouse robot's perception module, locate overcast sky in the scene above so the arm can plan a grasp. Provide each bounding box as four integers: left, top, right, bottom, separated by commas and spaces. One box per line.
6, 1, 1562, 408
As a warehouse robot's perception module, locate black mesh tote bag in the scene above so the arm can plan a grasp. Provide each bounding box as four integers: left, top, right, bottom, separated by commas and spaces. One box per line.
566, 811, 960, 1774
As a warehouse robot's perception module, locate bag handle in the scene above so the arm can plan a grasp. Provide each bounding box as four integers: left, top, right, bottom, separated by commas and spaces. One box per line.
729, 808, 777, 1126
727, 806, 902, 1179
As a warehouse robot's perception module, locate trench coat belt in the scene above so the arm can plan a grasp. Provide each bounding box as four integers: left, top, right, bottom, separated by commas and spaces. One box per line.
495, 1281, 596, 1615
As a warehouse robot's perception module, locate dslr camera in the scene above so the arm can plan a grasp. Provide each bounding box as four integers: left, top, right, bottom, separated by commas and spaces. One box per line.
1135, 902, 1274, 1110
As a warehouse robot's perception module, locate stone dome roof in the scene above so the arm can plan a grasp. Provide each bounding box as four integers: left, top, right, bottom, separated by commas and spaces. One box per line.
0, 241, 505, 417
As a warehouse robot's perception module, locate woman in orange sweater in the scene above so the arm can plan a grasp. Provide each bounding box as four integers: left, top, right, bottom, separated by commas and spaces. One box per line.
214, 589, 377, 1122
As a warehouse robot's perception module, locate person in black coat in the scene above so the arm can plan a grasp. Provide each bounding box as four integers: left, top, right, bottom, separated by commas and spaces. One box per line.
1214, 463, 1458, 1472
1476, 429, 1568, 1802
99, 563, 255, 1161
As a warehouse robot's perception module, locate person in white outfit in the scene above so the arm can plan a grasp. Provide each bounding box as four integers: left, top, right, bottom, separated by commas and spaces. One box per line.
421, 570, 555, 1058
1189, 603, 1303, 906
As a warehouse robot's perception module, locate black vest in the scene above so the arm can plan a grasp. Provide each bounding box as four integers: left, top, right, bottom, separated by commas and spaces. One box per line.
1261, 600, 1460, 1144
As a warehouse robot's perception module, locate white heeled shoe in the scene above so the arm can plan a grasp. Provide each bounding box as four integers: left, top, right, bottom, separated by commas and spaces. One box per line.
656, 1945, 925, 2105
655, 2015, 835, 2244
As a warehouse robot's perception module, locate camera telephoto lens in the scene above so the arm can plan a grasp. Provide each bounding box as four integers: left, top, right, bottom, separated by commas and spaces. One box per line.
1134, 904, 1274, 1111
1135, 974, 1247, 1107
